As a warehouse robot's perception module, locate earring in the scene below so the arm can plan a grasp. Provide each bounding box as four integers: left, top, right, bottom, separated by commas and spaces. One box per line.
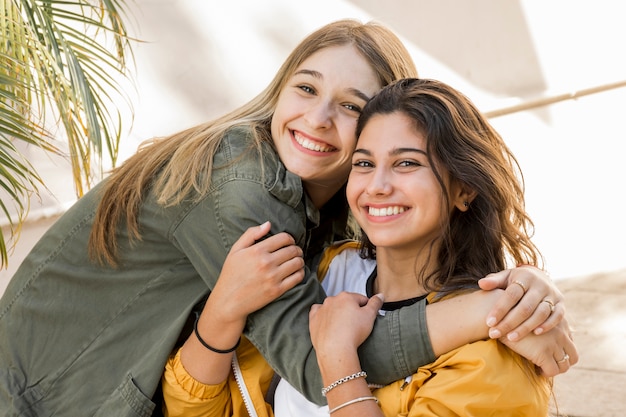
463, 201, 469, 208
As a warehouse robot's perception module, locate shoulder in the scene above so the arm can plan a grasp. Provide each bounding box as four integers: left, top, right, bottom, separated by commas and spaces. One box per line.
217, 127, 301, 197
317, 241, 360, 278
413, 339, 550, 413
428, 339, 545, 387
219, 126, 278, 168
220, 125, 254, 148
373, 338, 549, 416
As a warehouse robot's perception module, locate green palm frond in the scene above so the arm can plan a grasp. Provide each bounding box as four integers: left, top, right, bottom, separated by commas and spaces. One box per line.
0, 0, 135, 268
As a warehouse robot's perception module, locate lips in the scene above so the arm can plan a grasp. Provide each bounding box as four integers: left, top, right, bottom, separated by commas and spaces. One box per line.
293, 131, 335, 153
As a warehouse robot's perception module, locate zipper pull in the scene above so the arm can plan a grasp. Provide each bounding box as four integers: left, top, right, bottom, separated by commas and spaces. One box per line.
400, 375, 412, 391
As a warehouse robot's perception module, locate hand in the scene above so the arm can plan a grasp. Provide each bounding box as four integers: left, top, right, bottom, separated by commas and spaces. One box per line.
500, 315, 578, 377
479, 266, 564, 341
309, 292, 384, 355
211, 221, 305, 322
310, 294, 386, 417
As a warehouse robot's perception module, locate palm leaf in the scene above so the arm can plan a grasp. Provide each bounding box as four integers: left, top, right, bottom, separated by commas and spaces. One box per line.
0, 0, 135, 268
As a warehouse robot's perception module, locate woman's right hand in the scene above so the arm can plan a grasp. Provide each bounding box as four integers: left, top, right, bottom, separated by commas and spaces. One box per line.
213, 221, 305, 321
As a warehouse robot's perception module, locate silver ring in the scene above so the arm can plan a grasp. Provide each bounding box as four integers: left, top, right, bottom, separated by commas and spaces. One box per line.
557, 353, 570, 364
543, 299, 556, 313
512, 280, 527, 294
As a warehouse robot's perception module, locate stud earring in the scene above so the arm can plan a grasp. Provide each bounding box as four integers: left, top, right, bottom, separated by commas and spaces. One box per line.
463, 201, 469, 208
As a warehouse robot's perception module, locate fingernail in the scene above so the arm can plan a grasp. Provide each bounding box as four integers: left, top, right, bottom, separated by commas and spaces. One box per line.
489, 328, 501, 339
375, 293, 385, 302
486, 316, 496, 327
507, 332, 519, 341
534, 327, 544, 335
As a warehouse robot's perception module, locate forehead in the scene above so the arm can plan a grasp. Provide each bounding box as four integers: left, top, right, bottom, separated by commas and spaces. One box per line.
358, 112, 426, 150
293, 45, 382, 96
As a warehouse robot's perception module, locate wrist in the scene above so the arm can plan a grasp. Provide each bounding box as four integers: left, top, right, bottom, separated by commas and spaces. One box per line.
321, 371, 367, 397
427, 289, 504, 356
203, 297, 247, 329
317, 351, 362, 389
321, 368, 378, 416
194, 313, 240, 353
475, 288, 506, 322
193, 306, 246, 352
452, 290, 496, 340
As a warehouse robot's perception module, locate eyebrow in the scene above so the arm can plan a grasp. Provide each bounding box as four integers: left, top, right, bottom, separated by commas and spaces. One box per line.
294, 69, 373, 102
353, 147, 427, 156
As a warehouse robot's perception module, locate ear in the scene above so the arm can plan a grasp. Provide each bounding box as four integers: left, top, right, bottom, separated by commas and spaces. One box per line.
451, 181, 477, 212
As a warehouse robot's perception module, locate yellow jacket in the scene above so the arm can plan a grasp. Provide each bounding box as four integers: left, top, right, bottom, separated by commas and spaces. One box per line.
162, 336, 275, 417
375, 336, 549, 416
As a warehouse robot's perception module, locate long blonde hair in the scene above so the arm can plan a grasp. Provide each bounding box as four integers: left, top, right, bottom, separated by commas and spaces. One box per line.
88, 19, 418, 266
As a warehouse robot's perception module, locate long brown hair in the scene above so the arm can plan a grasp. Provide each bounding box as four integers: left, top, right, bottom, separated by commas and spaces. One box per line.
355, 78, 543, 293
88, 19, 418, 266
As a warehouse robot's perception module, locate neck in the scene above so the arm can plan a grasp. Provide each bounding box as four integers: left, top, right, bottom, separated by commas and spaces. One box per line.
374, 246, 438, 302
304, 181, 343, 209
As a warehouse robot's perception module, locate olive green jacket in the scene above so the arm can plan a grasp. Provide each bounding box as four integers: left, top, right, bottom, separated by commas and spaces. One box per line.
0, 127, 433, 416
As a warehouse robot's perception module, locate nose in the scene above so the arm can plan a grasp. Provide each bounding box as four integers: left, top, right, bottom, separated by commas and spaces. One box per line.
366, 167, 392, 196
304, 100, 333, 130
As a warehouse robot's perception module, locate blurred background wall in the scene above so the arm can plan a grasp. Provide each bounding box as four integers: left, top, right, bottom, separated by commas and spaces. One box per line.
2, 0, 626, 291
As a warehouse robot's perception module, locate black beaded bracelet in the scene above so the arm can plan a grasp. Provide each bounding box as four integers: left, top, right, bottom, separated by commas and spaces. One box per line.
193, 314, 240, 354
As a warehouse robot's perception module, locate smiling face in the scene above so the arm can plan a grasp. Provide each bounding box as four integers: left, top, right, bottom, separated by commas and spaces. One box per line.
270, 44, 382, 208
347, 112, 464, 253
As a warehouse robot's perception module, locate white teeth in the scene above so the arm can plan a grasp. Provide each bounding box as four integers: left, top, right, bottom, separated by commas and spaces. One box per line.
369, 206, 405, 217
294, 132, 333, 152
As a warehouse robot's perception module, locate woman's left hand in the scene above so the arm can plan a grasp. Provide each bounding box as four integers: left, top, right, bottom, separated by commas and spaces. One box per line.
309, 292, 384, 355
479, 266, 564, 341
500, 314, 578, 377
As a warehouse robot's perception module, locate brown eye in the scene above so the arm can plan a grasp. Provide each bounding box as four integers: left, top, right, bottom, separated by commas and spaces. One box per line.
297, 85, 315, 94
342, 103, 362, 113
352, 160, 373, 168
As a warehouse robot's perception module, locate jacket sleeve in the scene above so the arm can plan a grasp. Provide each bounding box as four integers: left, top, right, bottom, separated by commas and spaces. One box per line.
162, 349, 233, 417
359, 300, 434, 384
172, 176, 330, 404
401, 340, 550, 416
